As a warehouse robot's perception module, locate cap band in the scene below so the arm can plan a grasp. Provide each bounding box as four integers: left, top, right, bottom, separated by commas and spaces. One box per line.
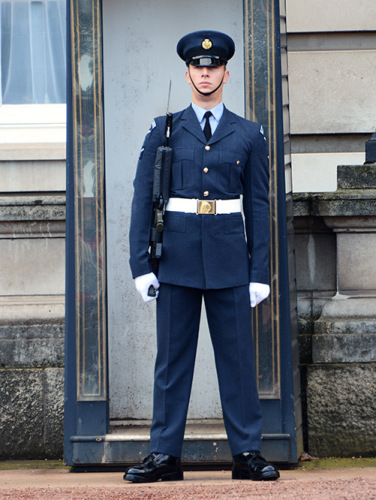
188, 56, 225, 67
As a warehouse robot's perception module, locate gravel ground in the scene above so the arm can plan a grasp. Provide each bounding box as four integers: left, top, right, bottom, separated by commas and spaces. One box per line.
0, 468, 375, 499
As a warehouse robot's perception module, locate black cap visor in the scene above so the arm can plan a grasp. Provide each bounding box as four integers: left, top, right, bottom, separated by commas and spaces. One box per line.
188, 55, 226, 67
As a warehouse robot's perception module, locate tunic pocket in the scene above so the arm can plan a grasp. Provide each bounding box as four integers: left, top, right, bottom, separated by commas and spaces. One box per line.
171, 148, 194, 189
220, 150, 246, 193
223, 214, 245, 235
164, 213, 186, 233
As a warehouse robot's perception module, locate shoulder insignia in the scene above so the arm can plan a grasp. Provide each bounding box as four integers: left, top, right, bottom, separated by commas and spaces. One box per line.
260, 125, 267, 141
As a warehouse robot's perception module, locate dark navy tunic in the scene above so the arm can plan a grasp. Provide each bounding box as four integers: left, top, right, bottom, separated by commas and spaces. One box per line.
129, 104, 270, 289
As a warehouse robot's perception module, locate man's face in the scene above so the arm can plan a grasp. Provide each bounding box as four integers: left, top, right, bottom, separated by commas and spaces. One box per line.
185, 64, 229, 96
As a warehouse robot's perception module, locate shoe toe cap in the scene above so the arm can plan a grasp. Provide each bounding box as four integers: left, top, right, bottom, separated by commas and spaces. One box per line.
260, 465, 280, 479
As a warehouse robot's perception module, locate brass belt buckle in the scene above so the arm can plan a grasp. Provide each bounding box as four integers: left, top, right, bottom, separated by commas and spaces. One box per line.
197, 199, 216, 215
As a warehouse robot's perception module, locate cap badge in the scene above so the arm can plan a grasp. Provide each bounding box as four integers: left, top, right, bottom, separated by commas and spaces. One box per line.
202, 38, 212, 50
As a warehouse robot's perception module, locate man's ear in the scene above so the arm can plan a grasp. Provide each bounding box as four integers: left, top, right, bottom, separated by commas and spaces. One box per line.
185, 70, 192, 85
223, 69, 230, 84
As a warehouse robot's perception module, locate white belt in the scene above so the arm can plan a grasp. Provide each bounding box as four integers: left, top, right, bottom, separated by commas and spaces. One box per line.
166, 197, 242, 215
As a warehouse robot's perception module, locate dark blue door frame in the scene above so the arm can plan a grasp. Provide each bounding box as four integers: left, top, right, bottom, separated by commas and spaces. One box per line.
64, 0, 302, 467
65, 0, 109, 466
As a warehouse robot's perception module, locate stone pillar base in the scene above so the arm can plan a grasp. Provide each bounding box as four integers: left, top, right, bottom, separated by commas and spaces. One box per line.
306, 297, 376, 457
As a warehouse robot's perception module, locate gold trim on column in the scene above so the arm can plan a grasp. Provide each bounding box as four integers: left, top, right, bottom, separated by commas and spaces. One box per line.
244, 0, 281, 399
70, 0, 107, 401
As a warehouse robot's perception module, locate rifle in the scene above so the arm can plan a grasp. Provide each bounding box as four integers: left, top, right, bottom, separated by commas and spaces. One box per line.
148, 83, 173, 296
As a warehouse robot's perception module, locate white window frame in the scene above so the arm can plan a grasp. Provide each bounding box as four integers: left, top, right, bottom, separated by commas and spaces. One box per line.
0, 104, 66, 145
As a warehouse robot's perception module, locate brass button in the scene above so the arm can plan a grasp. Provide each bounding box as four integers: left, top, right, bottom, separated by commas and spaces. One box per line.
203, 191, 209, 197
203, 167, 209, 173
236, 160, 240, 165
205, 145, 210, 151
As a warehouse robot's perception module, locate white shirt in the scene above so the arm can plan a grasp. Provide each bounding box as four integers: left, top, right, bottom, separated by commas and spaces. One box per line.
191, 102, 224, 136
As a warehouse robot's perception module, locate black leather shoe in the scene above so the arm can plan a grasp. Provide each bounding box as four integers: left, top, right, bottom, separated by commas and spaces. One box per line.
232, 451, 280, 481
124, 452, 184, 483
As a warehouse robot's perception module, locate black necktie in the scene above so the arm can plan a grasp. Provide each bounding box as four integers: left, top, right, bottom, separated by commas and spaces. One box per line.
203, 111, 212, 142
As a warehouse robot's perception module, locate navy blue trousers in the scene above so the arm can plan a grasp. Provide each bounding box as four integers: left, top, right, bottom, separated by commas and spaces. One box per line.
150, 283, 262, 457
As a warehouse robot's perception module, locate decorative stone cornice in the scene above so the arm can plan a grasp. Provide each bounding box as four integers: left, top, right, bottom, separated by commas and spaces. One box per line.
293, 189, 376, 217
0, 194, 66, 238
293, 164, 376, 218
0, 194, 66, 222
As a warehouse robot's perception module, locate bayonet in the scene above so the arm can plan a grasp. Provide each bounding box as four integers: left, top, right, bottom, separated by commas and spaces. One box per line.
166, 79, 172, 114
165, 79, 173, 145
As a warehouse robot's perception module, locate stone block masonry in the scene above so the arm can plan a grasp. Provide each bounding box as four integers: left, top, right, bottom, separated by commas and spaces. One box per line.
0, 300, 65, 459
0, 367, 64, 459
294, 163, 376, 457
307, 365, 376, 457
0, 194, 65, 459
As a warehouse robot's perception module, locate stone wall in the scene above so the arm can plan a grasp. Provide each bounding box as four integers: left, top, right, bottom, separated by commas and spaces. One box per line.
294, 164, 376, 457
0, 194, 65, 459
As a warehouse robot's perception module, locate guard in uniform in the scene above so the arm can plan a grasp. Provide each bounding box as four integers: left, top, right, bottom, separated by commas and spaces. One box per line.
125, 30, 279, 482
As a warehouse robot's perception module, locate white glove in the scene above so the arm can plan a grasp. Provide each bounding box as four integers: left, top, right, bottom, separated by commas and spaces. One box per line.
135, 272, 160, 302
249, 282, 270, 308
